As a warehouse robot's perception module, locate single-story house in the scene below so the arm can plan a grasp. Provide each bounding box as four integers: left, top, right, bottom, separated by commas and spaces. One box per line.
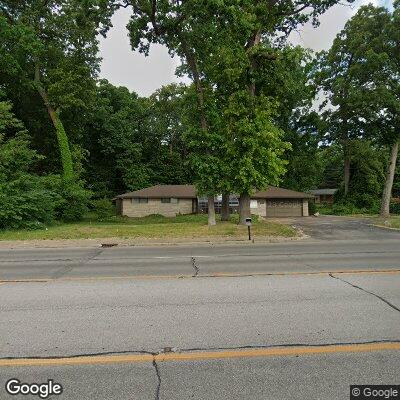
115, 185, 314, 218
115, 185, 198, 217
309, 188, 338, 204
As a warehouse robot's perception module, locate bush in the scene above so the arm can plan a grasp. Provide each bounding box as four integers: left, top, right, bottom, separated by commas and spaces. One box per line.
308, 201, 317, 215
390, 202, 400, 215
55, 181, 92, 222
0, 125, 59, 229
0, 175, 57, 229
92, 198, 114, 221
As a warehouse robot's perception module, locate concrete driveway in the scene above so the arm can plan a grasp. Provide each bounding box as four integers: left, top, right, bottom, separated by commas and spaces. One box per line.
276, 215, 400, 241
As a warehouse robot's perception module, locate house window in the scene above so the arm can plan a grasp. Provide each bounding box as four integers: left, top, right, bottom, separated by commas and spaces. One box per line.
161, 198, 171, 203
132, 198, 148, 204
171, 198, 179, 204
250, 200, 258, 209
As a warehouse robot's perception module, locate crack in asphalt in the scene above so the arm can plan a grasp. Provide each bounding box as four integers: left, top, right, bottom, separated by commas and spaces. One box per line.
2, 339, 399, 361
191, 257, 199, 277
3, 249, 400, 264
329, 273, 400, 313
0, 258, 77, 263
51, 248, 104, 279
152, 358, 162, 400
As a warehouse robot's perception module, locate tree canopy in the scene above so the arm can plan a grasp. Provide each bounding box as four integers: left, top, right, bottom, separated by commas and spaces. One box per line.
0, 0, 399, 230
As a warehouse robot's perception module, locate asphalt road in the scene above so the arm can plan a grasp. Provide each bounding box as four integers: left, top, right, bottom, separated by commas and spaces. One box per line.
0, 223, 399, 399
1, 239, 400, 281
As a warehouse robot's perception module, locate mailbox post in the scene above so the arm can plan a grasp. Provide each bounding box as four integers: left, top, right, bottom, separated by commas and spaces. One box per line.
245, 217, 252, 241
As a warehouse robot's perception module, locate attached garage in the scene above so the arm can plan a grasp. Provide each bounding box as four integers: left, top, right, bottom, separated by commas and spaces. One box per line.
250, 187, 315, 217
265, 199, 303, 217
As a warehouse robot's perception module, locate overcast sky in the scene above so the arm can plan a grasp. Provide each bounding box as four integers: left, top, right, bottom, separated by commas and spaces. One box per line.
99, 1, 393, 97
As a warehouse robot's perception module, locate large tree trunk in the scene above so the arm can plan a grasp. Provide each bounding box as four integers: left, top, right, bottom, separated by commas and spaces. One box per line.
247, 30, 262, 97
236, 30, 260, 226
239, 193, 251, 225
344, 143, 351, 196
221, 192, 230, 221
380, 140, 399, 218
207, 196, 216, 226
35, 64, 74, 181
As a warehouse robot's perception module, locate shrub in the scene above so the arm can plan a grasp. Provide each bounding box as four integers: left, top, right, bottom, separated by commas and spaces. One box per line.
55, 181, 92, 222
0, 175, 56, 229
390, 202, 400, 215
92, 198, 115, 221
0, 119, 58, 229
331, 203, 360, 215
308, 201, 317, 215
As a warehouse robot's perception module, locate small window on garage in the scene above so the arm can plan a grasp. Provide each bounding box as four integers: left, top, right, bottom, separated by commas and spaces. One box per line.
161, 198, 171, 203
132, 198, 148, 204
171, 198, 179, 204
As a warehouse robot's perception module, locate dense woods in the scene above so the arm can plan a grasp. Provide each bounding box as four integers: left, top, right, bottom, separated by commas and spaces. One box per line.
0, 0, 399, 229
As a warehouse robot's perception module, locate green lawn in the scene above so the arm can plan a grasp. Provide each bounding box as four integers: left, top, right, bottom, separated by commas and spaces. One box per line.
374, 215, 400, 230
0, 214, 297, 241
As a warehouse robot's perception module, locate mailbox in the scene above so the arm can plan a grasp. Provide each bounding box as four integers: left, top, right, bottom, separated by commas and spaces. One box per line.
245, 217, 252, 226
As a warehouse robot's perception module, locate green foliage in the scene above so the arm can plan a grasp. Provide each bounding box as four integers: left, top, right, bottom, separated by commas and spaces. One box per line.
282, 112, 325, 191
308, 201, 317, 215
317, 203, 374, 215
335, 141, 386, 209
84, 81, 191, 198
0, 100, 91, 228
0, 101, 57, 229
390, 202, 400, 215
125, 0, 348, 203
91, 198, 115, 221
54, 179, 92, 222
0, 175, 56, 230
53, 113, 74, 180
315, 3, 400, 214
222, 93, 290, 195
0, 1, 115, 180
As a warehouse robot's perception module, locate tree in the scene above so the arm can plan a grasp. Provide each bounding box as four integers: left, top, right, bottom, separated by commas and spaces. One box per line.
123, 0, 351, 224
377, 1, 400, 216
282, 112, 325, 192
84, 81, 192, 198
334, 141, 386, 210
126, 0, 224, 225
0, 1, 114, 181
254, 45, 322, 192
315, 3, 399, 216
146, 84, 192, 186
314, 7, 386, 195
0, 100, 56, 228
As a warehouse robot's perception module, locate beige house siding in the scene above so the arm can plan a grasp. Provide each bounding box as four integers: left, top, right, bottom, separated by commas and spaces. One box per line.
302, 199, 309, 216
122, 198, 194, 217
251, 199, 266, 217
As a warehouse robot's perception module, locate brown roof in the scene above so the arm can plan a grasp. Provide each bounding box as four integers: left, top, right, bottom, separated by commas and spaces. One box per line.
251, 187, 315, 199
116, 185, 197, 199
116, 185, 314, 200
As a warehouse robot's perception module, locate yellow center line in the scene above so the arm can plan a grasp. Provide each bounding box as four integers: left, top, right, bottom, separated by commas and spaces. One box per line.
0, 268, 399, 283
1, 342, 399, 367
